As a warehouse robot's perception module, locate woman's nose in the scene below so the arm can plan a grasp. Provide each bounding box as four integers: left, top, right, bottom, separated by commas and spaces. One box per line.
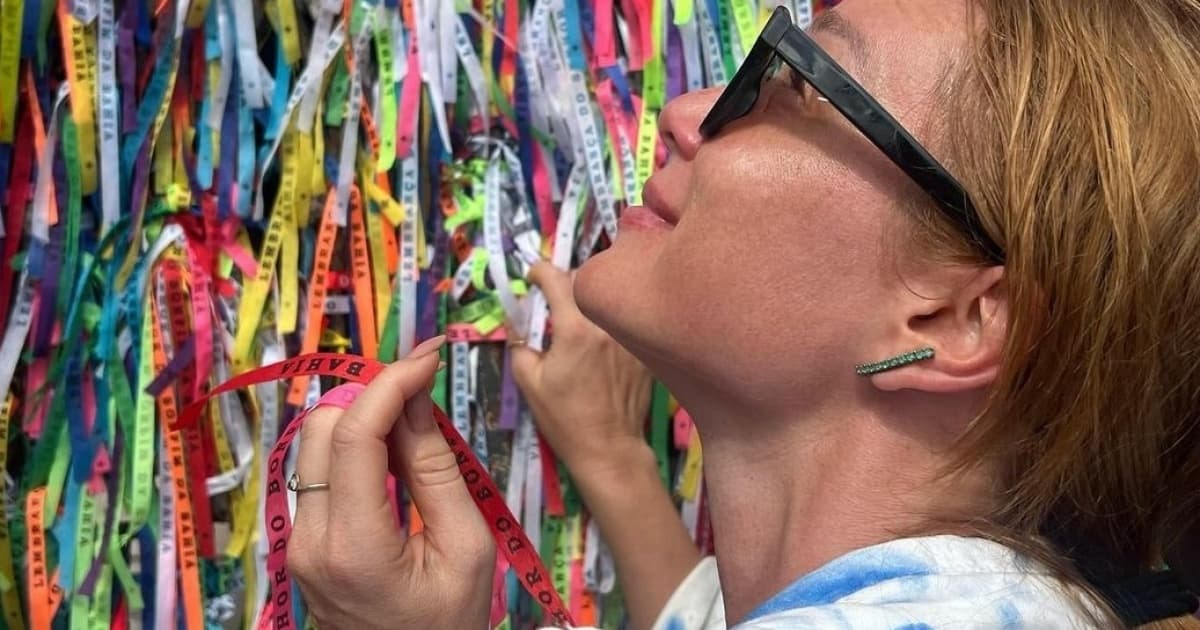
658, 87, 722, 162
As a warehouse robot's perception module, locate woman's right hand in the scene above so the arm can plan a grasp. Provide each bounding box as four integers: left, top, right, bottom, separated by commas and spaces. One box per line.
510, 262, 654, 476
511, 263, 701, 630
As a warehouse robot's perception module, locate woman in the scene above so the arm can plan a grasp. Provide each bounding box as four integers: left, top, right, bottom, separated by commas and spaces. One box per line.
284, 0, 1200, 627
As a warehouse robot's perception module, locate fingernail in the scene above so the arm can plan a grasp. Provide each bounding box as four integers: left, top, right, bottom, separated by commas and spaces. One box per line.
437, 361, 447, 371
408, 335, 447, 359
404, 392, 436, 432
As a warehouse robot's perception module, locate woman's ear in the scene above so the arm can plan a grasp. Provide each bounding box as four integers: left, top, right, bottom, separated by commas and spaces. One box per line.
869, 266, 1008, 394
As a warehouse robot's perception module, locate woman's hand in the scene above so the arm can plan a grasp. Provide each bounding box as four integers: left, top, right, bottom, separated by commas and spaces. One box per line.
286, 338, 496, 630
511, 263, 701, 630
511, 262, 654, 477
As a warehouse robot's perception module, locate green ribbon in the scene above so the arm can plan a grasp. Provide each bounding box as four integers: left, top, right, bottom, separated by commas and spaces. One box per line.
650, 382, 671, 488
325, 57, 351, 125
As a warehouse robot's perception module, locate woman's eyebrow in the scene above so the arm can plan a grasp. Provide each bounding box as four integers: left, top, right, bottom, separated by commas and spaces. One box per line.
808, 10, 872, 69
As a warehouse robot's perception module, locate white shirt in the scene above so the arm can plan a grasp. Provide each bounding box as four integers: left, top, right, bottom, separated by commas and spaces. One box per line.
546, 535, 1101, 629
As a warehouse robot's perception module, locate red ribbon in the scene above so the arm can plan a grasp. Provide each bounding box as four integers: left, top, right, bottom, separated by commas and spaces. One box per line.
177, 353, 576, 629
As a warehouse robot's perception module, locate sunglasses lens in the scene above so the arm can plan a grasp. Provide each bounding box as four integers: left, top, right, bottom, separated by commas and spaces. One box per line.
701, 51, 777, 137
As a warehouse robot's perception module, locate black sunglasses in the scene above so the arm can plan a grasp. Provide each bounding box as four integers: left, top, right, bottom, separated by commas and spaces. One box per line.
699, 7, 1005, 264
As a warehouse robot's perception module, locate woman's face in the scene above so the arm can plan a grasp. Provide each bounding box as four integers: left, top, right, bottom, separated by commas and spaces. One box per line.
576, 0, 972, 414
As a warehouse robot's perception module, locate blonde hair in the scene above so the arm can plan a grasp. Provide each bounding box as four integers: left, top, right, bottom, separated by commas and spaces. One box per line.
917, 0, 1200, 626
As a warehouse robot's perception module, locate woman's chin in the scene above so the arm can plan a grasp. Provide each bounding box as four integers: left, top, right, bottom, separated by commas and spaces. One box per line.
576, 250, 646, 334
574, 254, 615, 322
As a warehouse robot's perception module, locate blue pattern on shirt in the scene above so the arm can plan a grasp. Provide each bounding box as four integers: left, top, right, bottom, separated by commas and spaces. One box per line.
998, 601, 1022, 629
744, 548, 932, 620
729, 536, 1096, 629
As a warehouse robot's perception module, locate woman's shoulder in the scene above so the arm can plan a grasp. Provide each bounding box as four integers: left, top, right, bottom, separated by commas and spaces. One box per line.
553, 536, 1101, 630
738, 535, 1101, 629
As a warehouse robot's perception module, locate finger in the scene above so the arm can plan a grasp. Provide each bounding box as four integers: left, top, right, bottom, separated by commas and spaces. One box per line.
509, 344, 542, 391
292, 404, 340, 535
392, 384, 491, 549
327, 340, 445, 537
527, 262, 583, 322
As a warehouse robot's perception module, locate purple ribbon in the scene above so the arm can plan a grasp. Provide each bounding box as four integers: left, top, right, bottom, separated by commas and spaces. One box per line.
499, 348, 520, 430
666, 23, 686, 102
143, 336, 195, 397
118, 3, 138, 134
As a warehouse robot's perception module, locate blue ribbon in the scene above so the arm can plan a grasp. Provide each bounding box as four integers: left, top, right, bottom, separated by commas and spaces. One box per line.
136, 525, 157, 628
603, 66, 635, 114
121, 35, 179, 186
562, 0, 587, 71
265, 39, 292, 142
237, 70, 256, 217
95, 264, 122, 362
196, 94, 215, 190
65, 351, 96, 483
205, 4, 220, 57
135, 0, 152, 46
53, 476, 82, 593
217, 63, 240, 219
0, 144, 11, 204
33, 222, 63, 356
19, 0, 39, 60
578, 0, 597, 53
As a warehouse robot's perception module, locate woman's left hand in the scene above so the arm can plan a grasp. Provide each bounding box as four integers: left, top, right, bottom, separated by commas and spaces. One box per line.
286, 337, 496, 630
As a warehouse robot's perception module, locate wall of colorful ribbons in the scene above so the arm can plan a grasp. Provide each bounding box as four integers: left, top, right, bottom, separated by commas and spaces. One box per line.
0, 0, 837, 628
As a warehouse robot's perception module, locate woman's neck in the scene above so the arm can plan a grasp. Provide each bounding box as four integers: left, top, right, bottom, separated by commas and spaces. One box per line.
694, 404, 990, 624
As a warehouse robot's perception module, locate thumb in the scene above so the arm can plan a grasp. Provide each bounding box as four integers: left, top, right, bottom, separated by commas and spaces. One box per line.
326, 348, 445, 539
393, 383, 490, 546
528, 262, 583, 322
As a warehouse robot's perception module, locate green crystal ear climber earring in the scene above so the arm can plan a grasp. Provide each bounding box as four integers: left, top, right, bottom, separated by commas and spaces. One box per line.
855, 347, 935, 376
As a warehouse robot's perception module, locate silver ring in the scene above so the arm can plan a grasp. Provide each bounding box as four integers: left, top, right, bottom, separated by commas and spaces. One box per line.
288, 472, 330, 493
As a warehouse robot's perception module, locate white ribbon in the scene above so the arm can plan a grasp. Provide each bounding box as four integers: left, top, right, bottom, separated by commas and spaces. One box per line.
96, 0, 120, 235
526, 162, 587, 352
230, 0, 267, 107
396, 155, 419, 356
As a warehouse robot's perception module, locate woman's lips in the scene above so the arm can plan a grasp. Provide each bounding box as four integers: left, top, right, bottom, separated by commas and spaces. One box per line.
640, 180, 680, 225
619, 206, 672, 231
